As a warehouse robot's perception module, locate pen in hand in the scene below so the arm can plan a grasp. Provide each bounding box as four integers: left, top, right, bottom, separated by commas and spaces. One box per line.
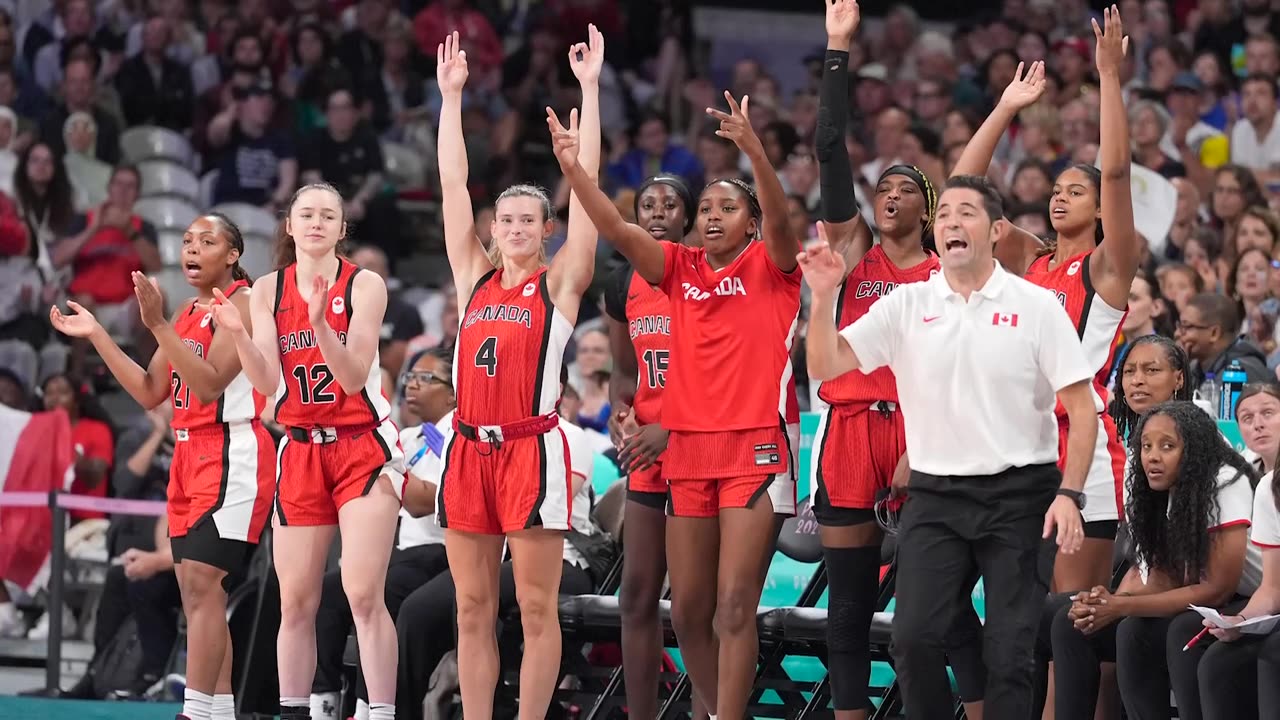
1183, 627, 1212, 652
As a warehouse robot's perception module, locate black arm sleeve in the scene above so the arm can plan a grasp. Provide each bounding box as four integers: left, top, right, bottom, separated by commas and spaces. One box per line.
816, 49, 859, 224
603, 263, 632, 323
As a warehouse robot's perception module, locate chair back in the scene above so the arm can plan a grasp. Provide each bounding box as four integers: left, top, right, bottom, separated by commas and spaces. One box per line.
138, 160, 200, 201
381, 141, 427, 189
239, 232, 274, 278
121, 126, 194, 166
211, 202, 278, 237
157, 229, 185, 266
134, 196, 200, 232
776, 498, 823, 564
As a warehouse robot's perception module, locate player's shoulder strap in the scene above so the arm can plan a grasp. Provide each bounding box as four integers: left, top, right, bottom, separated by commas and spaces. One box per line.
603, 261, 634, 323
271, 268, 289, 314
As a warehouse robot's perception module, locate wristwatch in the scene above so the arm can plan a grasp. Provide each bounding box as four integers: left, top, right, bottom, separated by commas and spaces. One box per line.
1057, 488, 1087, 510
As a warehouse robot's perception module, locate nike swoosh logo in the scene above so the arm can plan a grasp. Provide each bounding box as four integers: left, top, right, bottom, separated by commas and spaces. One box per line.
923, 316, 941, 323
628, 293, 639, 300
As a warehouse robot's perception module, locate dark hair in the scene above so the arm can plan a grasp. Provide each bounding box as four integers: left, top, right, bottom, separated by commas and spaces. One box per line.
1187, 292, 1242, 336
762, 121, 800, 160
1227, 246, 1270, 300
1242, 72, 1278, 98
1109, 335, 1192, 440
635, 174, 695, 235
702, 177, 762, 220
0, 367, 28, 409
1133, 266, 1175, 337
1051, 163, 1106, 246
60, 37, 101, 76
40, 372, 114, 429
14, 141, 74, 237
273, 182, 346, 269
203, 212, 251, 284
1127, 401, 1257, 584
111, 163, 140, 187
290, 21, 331, 67
942, 174, 1004, 221
1213, 165, 1267, 228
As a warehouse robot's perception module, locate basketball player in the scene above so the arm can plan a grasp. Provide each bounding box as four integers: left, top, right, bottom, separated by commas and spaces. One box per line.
50, 214, 274, 720
553, 88, 802, 719
602, 174, 711, 720
209, 182, 405, 720
810, 3, 988, 716
433, 26, 602, 720
951, 6, 1138, 593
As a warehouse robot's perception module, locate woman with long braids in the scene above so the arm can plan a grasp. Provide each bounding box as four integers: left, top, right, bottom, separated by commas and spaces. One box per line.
602, 173, 712, 720
552, 86, 802, 720
49, 214, 274, 720
952, 7, 1139, 594
1049, 401, 1261, 720
1109, 335, 1194, 445
808, 2, 984, 716
1198, 414, 1280, 719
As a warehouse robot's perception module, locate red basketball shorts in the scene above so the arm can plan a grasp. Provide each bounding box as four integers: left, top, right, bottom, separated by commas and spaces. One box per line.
811, 402, 906, 511
274, 420, 405, 526
168, 421, 275, 543
627, 461, 666, 496
1055, 413, 1126, 523
437, 426, 572, 535
662, 424, 799, 519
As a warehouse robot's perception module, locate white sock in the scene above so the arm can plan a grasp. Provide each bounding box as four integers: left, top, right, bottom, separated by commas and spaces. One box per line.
709, 715, 718, 720
367, 703, 394, 720
310, 692, 339, 720
355, 699, 370, 720
183, 688, 214, 720
212, 694, 235, 720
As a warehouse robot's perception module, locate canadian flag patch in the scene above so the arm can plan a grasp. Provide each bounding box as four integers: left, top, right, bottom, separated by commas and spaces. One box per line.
992, 313, 1019, 327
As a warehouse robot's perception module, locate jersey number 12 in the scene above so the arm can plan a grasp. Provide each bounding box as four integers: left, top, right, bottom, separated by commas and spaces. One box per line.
292, 363, 337, 404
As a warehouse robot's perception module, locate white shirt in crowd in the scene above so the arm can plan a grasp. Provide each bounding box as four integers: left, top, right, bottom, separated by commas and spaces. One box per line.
839, 261, 1095, 476
1252, 471, 1280, 550
1230, 111, 1280, 171
561, 420, 600, 571
1136, 465, 1262, 596
396, 414, 451, 550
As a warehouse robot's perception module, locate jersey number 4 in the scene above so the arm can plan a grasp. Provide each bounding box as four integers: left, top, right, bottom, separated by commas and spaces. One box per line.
475, 336, 498, 377
642, 349, 668, 388
292, 363, 337, 404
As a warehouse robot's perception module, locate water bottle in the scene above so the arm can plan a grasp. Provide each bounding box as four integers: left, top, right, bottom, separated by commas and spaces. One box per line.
1197, 373, 1219, 417
1220, 360, 1248, 420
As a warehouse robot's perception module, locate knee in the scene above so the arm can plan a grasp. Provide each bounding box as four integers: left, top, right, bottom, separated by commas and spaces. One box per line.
669, 593, 714, 640
712, 583, 759, 638
618, 573, 660, 624
1048, 598, 1082, 651
180, 564, 227, 611
827, 596, 872, 653
514, 586, 558, 638
279, 583, 322, 625
454, 590, 497, 637
342, 577, 386, 623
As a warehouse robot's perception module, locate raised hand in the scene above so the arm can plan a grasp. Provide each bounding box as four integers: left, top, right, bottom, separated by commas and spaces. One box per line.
196, 286, 244, 335
132, 272, 167, 330
1093, 5, 1130, 77
706, 91, 761, 155
436, 30, 469, 95
308, 274, 331, 328
546, 106, 581, 171
796, 224, 848, 294
49, 301, 101, 338
826, 0, 861, 45
998, 60, 1048, 112
568, 23, 605, 85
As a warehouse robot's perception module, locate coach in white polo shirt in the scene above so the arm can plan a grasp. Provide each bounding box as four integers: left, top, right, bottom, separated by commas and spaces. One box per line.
801, 175, 1100, 720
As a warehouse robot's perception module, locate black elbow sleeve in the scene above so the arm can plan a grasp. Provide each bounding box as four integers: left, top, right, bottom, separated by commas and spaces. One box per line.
817, 50, 859, 224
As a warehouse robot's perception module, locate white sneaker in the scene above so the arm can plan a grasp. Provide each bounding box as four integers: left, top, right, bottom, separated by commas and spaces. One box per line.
0, 602, 25, 637
26, 604, 77, 640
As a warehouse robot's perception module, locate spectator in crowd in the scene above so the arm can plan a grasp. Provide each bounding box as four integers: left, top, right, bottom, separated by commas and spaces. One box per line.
62, 111, 111, 211
114, 15, 195, 132
0, 24, 48, 126
412, 0, 503, 81
38, 57, 121, 165
124, 0, 206, 66
207, 78, 297, 209
372, 21, 432, 143
1212, 166, 1268, 261
338, 0, 404, 97
31, 0, 121, 95
1178, 292, 1272, 386
12, 138, 74, 276
41, 372, 114, 528
1132, 99, 1187, 178
607, 111, 702, 192
349, 244, 424, 379
280, 22, 352, 136
1230, 74, 1280, 178
1162, 72, 1229, 179
1050, 402, 1259, 719
0, 367, 26, 409
1167, 177, 1203, 261
1234, 206, 1280, 257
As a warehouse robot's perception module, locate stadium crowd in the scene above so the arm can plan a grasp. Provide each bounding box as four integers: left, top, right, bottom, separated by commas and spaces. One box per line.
4, 0, 1280, 718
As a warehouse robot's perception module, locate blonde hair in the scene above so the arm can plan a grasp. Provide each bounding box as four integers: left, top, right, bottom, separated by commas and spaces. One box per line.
486, 184, 553, 268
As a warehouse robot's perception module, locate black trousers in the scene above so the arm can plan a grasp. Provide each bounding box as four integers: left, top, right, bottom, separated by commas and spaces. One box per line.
890, 463, 1059, 720
123, 565, 183, 678
1198, 622, 1280, 720
394, 560, 593, 720
313, 543, 450, 699
1052, 596, 1247, 720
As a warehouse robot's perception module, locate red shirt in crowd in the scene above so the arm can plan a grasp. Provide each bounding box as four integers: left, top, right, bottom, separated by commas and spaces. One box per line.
69, 418, 114, 523
413, 3, 504, 75
67, 211, 145, 304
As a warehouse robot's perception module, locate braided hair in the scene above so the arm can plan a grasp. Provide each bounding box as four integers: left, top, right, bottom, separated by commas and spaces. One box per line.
1127, 401, 1258, 584
703, 177, 763, 231
203, 212, 252, 285
1109, 335, 1192, 442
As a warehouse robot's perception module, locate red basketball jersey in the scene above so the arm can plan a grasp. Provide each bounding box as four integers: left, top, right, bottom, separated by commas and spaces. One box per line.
658, 241, 801, 432
171, 280, 266, 429
621, 270, 672, 425
1024, 250, 1127, 413
273, 260, 391, 427
454, 267, 573, 424
819, 246, 941, 406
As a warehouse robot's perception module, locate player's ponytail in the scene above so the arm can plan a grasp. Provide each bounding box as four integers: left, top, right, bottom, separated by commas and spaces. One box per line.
205, 212, 253, 286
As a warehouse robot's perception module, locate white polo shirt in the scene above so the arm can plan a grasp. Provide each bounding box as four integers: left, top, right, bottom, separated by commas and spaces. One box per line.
397, 414, 451, 550
1252, 471, 1280, 550
840, 261, 1095, 476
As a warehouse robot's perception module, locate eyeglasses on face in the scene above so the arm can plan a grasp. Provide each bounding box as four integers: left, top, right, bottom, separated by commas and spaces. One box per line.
401, 371, 451, 388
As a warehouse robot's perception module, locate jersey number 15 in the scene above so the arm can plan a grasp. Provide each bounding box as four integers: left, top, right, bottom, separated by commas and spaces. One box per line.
642, 349, 668, 388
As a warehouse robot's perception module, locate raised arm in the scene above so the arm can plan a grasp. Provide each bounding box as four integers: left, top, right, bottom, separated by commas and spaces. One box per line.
310, 270, 387, 395
708, 92, 800, 271
212, 272, 282, 397
800, 228, 861, 381
49, 301, 170, 409
1088, 6, 1139, 309
950, 62, 1047, 179
550, 114, 666, 284
816, 0, 873, 265
549, 24, 605, 316
133, 273, 251, 405
436, 31, 492, 294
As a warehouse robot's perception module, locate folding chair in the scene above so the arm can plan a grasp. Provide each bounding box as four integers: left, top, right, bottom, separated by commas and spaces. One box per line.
138, 160, 200, 202
121, 126, 196, 167
134, 196, 200, 233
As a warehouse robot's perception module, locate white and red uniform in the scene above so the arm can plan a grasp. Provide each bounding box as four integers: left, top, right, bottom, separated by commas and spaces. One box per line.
1024, 250, 1126, 523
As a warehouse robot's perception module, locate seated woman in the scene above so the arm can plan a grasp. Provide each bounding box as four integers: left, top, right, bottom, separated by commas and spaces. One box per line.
1050, 401, 1262, 720
1234, 384, 1280, 477
1198, 440, 1280, 720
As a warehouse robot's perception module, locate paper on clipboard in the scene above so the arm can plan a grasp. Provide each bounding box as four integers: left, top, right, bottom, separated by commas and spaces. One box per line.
1189, 605, 1280, 634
